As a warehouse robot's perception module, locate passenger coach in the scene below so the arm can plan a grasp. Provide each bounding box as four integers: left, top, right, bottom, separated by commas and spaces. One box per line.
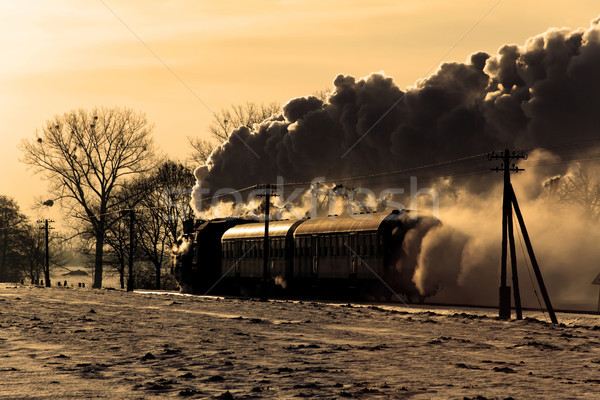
217, 210, 433, 299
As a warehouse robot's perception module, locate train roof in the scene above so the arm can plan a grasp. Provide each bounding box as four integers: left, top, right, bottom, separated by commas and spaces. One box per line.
293, 210, 411, 236
220, 210, 415, 240
222, 219, 304, 240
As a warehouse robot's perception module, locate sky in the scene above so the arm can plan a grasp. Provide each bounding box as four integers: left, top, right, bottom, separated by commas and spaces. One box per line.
1, 0, 599, 220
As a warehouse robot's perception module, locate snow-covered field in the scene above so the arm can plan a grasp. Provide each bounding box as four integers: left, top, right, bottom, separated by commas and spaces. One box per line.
1, 284, 599, 399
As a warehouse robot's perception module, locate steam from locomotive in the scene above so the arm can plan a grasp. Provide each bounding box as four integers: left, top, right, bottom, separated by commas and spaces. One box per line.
193, 17, 600, 199
177, 17, 600, 308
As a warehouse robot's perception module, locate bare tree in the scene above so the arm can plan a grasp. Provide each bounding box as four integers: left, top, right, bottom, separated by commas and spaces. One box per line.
544, 163, 600, 220
187, 138, 215, 166
0, 196, 29, 281
209, 102, 280, 143
133, 161, 195, 289
188, 102, 280, 165
104, 215, 129, 289
20, 107, 157, 288
21, 224, 45, 284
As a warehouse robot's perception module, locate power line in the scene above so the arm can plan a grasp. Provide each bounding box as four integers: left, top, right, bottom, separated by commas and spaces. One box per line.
38, 138, 600, 220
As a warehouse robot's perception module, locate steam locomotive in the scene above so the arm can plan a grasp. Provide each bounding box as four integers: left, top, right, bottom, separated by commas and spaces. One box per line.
172, 209, 439, 301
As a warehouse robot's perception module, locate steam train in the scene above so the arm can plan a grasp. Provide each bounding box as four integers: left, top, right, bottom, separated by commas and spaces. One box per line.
172, 209, 439, 301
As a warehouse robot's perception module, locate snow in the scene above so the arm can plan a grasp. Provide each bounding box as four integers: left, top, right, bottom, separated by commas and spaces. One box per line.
1, 284, 599, 399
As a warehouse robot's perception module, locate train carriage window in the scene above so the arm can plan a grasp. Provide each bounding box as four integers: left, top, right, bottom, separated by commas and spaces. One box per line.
305, 237, 310, 256
358, 235, 363, 255
372, 235, 377, 256
372, 235, 378, 256
331, 235, 337, 256
357, 235, 362, 255
319, 236, 325, 256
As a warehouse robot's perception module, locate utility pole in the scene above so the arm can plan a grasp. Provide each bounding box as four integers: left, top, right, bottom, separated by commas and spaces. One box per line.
490, 149, 524, 319
256, 184, 278, 301
37, 219, 54, 287
124, 209, 135, 292
489, 149, 557, 324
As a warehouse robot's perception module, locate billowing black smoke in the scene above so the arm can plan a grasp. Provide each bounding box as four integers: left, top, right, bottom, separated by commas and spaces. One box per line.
194, 17, 600, 203
190, 18, 600, 309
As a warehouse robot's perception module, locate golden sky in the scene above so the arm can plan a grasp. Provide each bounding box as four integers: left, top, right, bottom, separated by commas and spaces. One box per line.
1, 0, 599, 216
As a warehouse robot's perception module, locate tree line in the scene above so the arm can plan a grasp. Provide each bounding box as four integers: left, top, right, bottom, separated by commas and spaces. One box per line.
17, 107, 197, 289
13, 102, 281, 290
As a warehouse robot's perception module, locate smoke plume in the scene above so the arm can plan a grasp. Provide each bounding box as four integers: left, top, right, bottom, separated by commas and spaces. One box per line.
194, 17, 600, 199
191, 17, 600, 310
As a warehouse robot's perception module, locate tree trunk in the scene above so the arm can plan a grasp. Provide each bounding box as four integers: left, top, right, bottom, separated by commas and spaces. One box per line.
93, 231, 104, 288
155, 262, 161, 290
119, 261, 125, 290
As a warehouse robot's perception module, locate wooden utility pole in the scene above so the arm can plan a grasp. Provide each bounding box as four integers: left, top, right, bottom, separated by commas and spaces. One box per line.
489, 149, 557, 324
256, 184, 278, 301
125, 209, 135, 292
490, 149, 524, 319
38, 219, 54, 287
